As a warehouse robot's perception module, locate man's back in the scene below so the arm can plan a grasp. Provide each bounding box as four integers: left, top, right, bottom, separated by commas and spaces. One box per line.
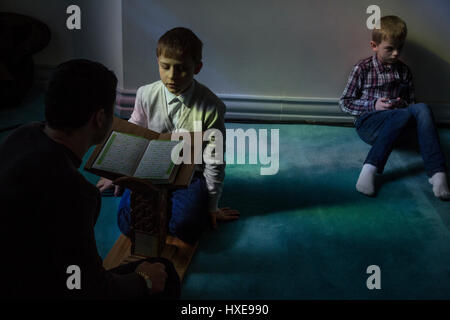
0, 122, 102, 298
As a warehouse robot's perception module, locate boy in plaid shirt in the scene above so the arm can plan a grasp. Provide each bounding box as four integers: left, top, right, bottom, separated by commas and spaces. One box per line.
339, 15, 449, 200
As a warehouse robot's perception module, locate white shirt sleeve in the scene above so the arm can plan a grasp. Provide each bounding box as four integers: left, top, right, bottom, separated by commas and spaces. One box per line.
128, 87, 148, 128
202, 102, 226, 213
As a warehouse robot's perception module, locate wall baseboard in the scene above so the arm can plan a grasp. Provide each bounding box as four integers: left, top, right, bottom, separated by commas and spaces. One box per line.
36, 66, 450, 125
115, 88, 450, 125
219, 94, 353, 124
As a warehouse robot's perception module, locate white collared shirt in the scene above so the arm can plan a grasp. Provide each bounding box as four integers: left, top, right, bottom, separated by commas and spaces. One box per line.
128, 80, 226, 212
164, 82, 195, 127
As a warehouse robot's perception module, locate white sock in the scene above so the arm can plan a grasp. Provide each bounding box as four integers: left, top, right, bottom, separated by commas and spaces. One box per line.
429, 172, 450, 200
356, 164, 377, 196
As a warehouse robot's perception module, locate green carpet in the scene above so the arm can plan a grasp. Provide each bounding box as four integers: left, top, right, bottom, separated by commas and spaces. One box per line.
183, 123, 450, 299
2, 88, 450, 299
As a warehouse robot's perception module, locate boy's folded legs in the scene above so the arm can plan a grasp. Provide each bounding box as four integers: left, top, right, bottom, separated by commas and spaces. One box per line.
168, 175, 209, 244
355, 106, 449, 200
407, 103, 447, 177
117, 188, 132, 236
357, 109, 413, 171
406, 103, 449, 199
117, 175, 209, 243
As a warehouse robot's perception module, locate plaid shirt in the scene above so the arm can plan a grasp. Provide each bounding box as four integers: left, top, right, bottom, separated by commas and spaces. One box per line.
339, 55, 415, 117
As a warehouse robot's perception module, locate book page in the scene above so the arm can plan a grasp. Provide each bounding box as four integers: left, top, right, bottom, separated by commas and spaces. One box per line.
133, 140, 184, 180
92, 131, 149, 176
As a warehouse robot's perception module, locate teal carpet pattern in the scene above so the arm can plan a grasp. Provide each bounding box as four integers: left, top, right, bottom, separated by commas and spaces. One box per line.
2, 88, 450, 299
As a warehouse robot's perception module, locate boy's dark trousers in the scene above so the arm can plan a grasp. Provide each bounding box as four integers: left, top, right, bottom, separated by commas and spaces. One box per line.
355, 103, 447, 176
110, 257, 181, 299
118, 172, 209, 244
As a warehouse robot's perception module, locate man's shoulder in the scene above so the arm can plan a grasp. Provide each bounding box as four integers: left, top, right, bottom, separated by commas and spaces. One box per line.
0, 122, 84, 180
0, 122, 50, 165
0, 122, 96, 199
1, 121, 43, 143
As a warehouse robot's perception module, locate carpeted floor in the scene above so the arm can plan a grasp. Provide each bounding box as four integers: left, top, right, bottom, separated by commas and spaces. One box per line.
2, 88, 450, 299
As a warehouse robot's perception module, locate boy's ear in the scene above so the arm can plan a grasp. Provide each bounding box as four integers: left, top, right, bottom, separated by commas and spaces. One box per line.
370, 41, 378, 51
194, 62, 203, 75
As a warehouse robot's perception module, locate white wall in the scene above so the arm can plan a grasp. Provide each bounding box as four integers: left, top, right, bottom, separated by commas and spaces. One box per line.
2, 0, 450, 121
0, 0, 124, 87
71, 0, 124, 87
119, 0, 450, 122
121, 0, 450, 100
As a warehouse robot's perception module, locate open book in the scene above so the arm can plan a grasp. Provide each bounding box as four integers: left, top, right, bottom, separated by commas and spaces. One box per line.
84, 117, 199, 188
92, 131, 183, 184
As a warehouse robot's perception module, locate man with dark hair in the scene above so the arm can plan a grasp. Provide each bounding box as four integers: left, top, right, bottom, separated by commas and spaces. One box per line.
44, 59, 117, 133
0, 59, 180, 299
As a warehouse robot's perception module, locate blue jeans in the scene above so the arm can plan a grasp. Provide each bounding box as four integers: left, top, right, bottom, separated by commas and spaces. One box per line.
355, 103, 446, 176
118, 174, 209, 244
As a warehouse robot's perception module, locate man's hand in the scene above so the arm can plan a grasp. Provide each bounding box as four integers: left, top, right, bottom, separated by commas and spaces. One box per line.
135, 262, 168, 294
375, 97, 395, 111
96, 177, 123, 197
210, 207, 240, 230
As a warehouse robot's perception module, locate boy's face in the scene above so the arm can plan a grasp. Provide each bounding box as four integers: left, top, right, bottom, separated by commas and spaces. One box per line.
158, 54, 202, 95
371, 39, 404, 64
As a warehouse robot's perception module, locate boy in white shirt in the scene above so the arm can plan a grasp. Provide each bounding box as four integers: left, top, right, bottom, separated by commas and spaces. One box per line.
98, 27, 239, 244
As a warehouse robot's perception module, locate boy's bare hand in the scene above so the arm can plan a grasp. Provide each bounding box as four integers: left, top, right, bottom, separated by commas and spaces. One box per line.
375, 98, 395, 110
97, 177, 113, 191
96, 177, 123, 196
135, 262, 168, 294
210, 207, 240, 230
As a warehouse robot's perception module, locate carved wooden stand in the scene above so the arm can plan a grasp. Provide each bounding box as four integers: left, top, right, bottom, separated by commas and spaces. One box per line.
130, 189, 169, 257
103, 186, 198, 281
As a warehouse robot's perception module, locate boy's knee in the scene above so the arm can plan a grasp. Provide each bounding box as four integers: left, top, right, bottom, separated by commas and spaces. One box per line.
408, 103, 435, 124
117, 189, 132, 236
169, 209, 206, 244
169, 183, 208, 239
390, 109, 413, 125
170, 214, 201, 235
409, 103, 431, 115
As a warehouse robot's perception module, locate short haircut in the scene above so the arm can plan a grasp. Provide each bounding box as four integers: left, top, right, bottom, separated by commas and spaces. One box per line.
45, 59, 117, 132
156, 27, 203, 64
372, 15, 407, 45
